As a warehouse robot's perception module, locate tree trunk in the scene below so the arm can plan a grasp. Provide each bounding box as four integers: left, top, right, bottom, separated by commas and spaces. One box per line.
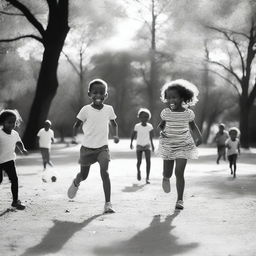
23, 20, 69, 149
239, 97, 250, 148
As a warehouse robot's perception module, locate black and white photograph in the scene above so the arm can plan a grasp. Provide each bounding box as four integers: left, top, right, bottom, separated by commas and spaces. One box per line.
0, 0, 256, 255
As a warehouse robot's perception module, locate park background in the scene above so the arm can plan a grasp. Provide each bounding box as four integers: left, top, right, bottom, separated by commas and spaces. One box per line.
0, 0, 256, 149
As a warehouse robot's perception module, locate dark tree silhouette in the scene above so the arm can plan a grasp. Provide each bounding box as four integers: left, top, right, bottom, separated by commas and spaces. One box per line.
206, 20, 256, 148
0, 0, 70, 149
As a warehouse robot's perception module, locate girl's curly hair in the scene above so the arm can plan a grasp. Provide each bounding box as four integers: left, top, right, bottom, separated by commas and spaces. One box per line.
160, 79, 199, 106
0, 109, 22, 127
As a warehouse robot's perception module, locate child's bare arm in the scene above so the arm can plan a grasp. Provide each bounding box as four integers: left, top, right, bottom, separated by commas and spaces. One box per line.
130, 130, 136, 149
72, 118, 83, 142
189, 121, 202, 146
150, 129, 155, 151
110, 119, 119, 143
158, 120, 167, 137
16, 141, 28, 155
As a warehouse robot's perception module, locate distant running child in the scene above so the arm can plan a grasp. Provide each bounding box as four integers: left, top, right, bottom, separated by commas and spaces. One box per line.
214, 123, 229, 164
37, 120, 55, 182
130, 108, 154, 184
0, 109, 28, 210
225, 127, 240, 178
158, 79, 202, 210
67, 79, 119, 214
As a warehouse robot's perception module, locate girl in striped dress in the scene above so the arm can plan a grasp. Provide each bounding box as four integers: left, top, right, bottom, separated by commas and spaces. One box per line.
158, 79, 202, 210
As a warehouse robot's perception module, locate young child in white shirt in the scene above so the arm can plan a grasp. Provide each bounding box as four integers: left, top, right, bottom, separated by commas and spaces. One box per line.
225, 127, 240, 178
130, 108, 154, 184
67, 79, 119, 214
0, 109, 28, 210
37, 120, 54, 171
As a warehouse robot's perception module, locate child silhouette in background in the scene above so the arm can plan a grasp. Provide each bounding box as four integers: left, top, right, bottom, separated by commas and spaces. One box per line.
130, 108, 154, 184
158, 79, 202, 210
226, 127, 240, 178
67, 79, 119, 214
214, 123, 229, 164
0, 109, 28, 210
37, 120, 55, 182
37, 120, 54, 170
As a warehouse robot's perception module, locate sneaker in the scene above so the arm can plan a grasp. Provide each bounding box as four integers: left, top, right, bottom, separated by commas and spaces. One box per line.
67, 180, 79, 199
146, 178, 150, 184
175, 200, 184, 210
104, 202, 115, 214
137, 171, 141, 181
11, 200, 25, 210
162, 178, 170, 193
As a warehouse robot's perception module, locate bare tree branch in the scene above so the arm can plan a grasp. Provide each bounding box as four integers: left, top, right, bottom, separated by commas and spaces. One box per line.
62, 50, 80, 76
0, 34, 43, 44
5, 0, 45, 37
207, 25, 246, 76
0, 10, 23, 16
202, 68, 240, 95
207, 59, 242, 85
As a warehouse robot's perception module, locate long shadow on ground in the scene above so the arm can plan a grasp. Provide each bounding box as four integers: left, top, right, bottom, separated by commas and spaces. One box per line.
122, 183, 146, 192
93, 211, 198, 256
194, 174, 256, 196
20, 214, 101, 256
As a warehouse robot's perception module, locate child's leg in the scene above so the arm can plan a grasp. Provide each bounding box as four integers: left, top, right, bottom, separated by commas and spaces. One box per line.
144, 150, 151, 180
233, 155, 237, 177
46, 149, 53, 166
98, 151, 111, 203
74, 165, 90, 186
40, 148, 47, 169
163, 160, 174, 178
136, 150, 142, 180
4, 161, 18, 202
174, 159, 187, 201
162, 160, 174, 193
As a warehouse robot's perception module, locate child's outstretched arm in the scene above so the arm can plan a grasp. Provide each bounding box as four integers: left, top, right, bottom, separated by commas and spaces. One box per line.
150, 129, 155, 151
110, 119, 119, 143
157, 120, 167, 138
72, 118, 83, 143
189, 121, 202, 146
130, 130, 136, 149
16, 141, 28, 155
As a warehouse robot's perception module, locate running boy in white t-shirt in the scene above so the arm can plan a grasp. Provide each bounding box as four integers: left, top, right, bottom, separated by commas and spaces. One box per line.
37, 120, 54, 171
67, 79, 119, 214
130, 108, 154, 184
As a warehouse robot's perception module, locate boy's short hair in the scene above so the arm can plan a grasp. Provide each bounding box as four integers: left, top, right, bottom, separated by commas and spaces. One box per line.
219, 123, 225, 129
88, 79, 108, 93
0, 109, 22, 126
137, 108, 151, 120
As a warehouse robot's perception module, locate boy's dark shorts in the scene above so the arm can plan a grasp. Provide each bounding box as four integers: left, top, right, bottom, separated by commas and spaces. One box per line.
228, 154, 237, 163
217, 145, 226, 155
79, 145, 110, 166
40, 148, 50, 162
136, 144, 151, 152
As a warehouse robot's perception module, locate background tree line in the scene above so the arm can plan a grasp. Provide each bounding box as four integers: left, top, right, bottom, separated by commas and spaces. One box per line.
0, 0, 256, 149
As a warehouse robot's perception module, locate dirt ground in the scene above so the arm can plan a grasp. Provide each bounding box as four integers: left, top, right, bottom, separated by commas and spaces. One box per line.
1, 139, 256, 256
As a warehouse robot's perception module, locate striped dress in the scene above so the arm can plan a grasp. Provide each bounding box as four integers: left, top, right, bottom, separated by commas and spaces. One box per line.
158, 108, 198, 160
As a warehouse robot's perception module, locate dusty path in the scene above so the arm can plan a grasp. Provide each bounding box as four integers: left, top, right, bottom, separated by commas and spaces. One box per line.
1, 140, 256, 256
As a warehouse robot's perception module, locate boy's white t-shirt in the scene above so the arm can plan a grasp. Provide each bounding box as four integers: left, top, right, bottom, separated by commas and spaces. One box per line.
77, 104, 116, 148
226, 138, 239, 155
134, 123, 153, 146
37, 128, 54, 149
0, 129, 21, 164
